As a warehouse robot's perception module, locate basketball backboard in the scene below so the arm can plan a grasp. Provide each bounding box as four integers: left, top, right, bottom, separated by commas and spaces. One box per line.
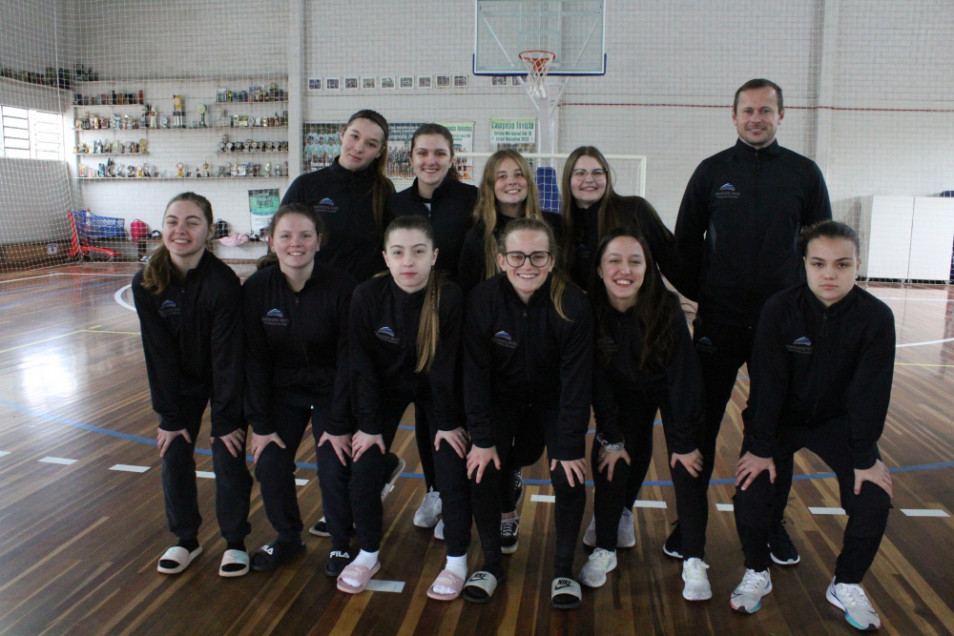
474, 0, 606, 76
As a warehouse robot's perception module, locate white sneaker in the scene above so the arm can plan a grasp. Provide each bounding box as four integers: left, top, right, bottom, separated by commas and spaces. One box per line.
729, 569, 772, 613
682, 558, 712, 601
579, 548, 617, 588
826, 578, 881, 630
433, 518, 445, 541
413, 489, 442, 528
617, 508, 635, 549
582, 516, 596, 548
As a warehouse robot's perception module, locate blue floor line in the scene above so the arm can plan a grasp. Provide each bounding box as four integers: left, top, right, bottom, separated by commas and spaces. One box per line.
2, 396, 951, 484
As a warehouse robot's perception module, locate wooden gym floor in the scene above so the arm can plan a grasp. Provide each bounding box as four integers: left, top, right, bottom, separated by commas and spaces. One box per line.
0, 263, 951, 635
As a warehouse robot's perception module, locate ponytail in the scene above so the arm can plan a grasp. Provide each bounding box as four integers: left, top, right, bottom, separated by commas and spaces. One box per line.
382, 214, 443, 373
415, 270, 447, 373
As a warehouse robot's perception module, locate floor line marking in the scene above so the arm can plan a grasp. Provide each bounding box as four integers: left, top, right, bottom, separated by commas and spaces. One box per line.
895, 363, 954, 368
896, 337, 954, 348
83, 329, 140, 336
3, 397, 952, 483
633, 500, 667, 509
531, 494, 556, 503
716, 503, 734, 512
110, 464, 150, 473
196, 471, 216, 479
115, 284, 136, 312
809, 506, 846, 515
295, 478, 309, 486
900, 508, 949, 517
365, 580, 405, 593
39, 456, 77, 465
0, 330, 87, 355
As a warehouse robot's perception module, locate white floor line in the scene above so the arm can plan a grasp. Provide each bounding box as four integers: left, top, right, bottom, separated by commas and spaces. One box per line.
109, 464, 150, 473
295, 478, 308, 486
900, 508, 949, 517
38, 456, 77, 465
364, 580, 405, 593
196, 470, 216, 479
716, 503, 734, 512
809, 506, 846, 515
531, 494, 555, 503
633, 500, 667, 509
114, 284, 136, 312
0, 451, 10, 457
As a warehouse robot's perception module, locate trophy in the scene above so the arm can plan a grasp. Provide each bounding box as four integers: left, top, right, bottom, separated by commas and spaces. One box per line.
172, 94, 184, 128
197, 103, 207, 128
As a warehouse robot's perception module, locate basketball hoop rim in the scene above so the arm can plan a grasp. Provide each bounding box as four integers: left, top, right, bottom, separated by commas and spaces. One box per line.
518, 49, 556, 73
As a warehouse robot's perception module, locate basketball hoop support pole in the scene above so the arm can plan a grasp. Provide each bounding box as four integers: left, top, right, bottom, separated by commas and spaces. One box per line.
519, 77, 568, 158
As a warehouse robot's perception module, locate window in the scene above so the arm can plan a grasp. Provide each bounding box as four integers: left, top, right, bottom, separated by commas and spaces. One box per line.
0, 105, 64, 160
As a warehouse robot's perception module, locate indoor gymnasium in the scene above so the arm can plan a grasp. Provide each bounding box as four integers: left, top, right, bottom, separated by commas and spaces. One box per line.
0, 1, 952, 634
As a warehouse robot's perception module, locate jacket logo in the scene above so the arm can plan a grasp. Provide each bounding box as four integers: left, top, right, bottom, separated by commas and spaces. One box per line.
492, 330, 518, 349
786, 336, 813, 354
376, 326, 400, 344
158, 299, 180, 318
695, 336, 717, 354
262, 308, 288, 327
715, 182, 740, 200
316, 197, 339, 214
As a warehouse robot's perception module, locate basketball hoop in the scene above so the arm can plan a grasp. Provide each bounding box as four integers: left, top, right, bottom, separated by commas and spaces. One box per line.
519, 50, 555, 98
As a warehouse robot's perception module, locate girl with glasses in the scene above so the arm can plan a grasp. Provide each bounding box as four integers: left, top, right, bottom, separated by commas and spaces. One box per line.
462, 217, 592, 610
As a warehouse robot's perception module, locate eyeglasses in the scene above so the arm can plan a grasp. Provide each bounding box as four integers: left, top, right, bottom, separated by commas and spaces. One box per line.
571, 168, 607, 179
503, 250, 551, 268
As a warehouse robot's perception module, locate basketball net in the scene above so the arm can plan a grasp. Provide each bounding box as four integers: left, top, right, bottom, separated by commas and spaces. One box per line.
518, 50, 567, 156
519, 50, 555, 99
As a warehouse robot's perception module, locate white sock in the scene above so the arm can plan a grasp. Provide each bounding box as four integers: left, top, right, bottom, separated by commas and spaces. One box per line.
341, 549, 379, 588
433, 554, 468, 595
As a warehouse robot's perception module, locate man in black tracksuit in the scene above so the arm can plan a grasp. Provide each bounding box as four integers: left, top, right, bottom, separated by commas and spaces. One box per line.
730, 221, 893, 630
671, 78, 832, 562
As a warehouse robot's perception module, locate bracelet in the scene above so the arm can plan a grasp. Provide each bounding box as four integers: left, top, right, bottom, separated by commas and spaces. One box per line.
596, 433, 625, 452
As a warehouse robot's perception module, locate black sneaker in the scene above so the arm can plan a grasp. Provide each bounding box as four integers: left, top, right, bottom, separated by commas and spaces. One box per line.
663, 521, 684, 559
250, 540, 305, 572
769, 521, 800, 565
324, 548, 354, 577
309, 516, 330, 537
500, 516, 520, 555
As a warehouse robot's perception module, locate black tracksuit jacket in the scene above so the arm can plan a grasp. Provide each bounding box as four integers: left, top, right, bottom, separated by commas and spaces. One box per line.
457, 210, 564, 295
349, 275, 463, 435
674, 139, 832, 326
568, 195, 691, 294
592, 298, 703, 454
388, 178, 478, 280
463, 274, 593, 461
281, 158, 387, 282
743, 284, 896, 470
242, 259, 355, 436
132, 250, 243, 437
